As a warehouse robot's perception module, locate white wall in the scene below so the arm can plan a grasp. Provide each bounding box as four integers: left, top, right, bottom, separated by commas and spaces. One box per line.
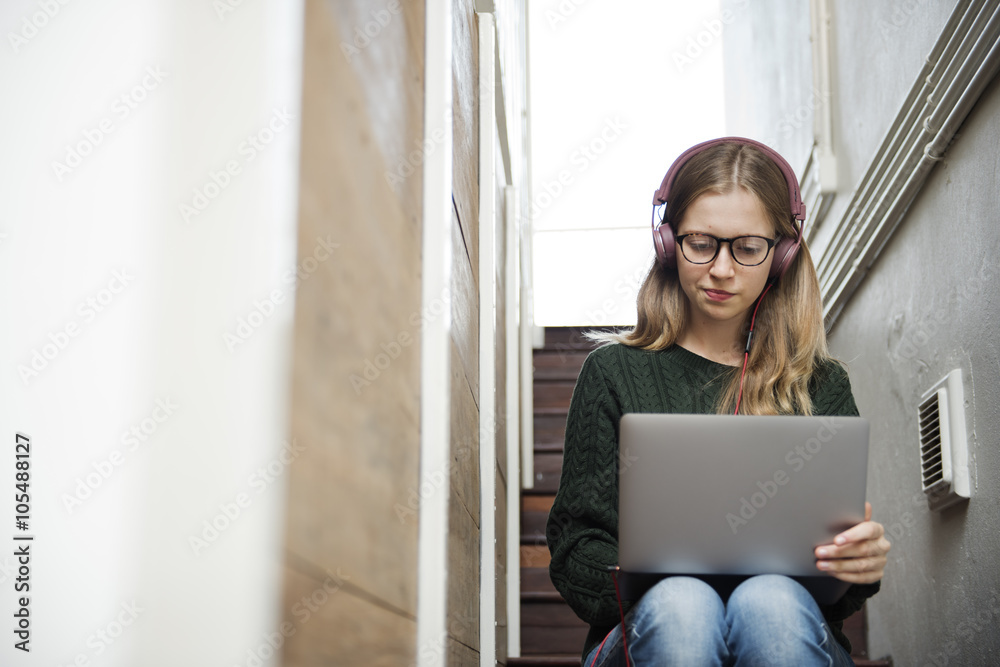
529, 0, 726, 326
0, 1, 303, 665
721, 0, 813, 172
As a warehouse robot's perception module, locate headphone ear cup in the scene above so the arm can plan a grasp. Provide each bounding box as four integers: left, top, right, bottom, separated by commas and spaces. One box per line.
769, 237, 800, 280
653, 225, 677, 268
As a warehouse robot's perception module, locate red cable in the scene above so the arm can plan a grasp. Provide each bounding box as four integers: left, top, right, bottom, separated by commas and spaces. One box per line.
589, 569, 632, 667
612, 570, 631, 667
734, 349, 750, 416
588, 629, 612, 667
733, 282, 772, 415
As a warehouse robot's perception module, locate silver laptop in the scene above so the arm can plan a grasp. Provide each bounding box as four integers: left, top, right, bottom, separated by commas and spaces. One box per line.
617, 413, 869, 604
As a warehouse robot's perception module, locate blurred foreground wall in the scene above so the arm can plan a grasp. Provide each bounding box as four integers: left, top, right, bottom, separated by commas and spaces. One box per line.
0, 1, 303, 665
278, 0, 426, 664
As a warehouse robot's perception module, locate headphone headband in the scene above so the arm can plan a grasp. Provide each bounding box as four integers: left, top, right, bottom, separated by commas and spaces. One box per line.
651, 136, 806, 219
650, 137, 805, 281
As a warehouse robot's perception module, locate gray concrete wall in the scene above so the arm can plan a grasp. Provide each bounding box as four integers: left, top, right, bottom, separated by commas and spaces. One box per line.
833, 72, 1000, 666
721, 0, 814, 175
722, 1, 1000, 664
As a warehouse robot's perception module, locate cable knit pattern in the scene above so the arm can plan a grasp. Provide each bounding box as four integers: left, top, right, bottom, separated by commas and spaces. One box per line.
546, 342, 880, 661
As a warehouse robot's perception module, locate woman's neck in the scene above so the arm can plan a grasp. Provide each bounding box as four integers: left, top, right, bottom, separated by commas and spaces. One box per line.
676, 320, 745, 367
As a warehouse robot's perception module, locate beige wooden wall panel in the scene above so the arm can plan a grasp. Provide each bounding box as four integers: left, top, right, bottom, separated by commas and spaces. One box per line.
281, 0, 424, 664
282, 566, 415, 667
447, 0, 483, 665
450, 338, 480, 527
451, 209, 480, 402
448, 482, 481, 655
448, 637, 481, 665
448, 200, 480, 666
453, 0, 480, 289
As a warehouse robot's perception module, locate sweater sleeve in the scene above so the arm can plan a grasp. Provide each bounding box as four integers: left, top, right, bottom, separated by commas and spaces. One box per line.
546, 350, 626, 627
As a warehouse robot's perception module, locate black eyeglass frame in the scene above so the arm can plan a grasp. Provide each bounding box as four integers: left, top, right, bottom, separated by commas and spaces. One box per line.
674, 233, 778, 267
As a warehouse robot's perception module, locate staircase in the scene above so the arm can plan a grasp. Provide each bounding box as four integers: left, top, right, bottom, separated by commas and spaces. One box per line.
513, 327, 593, 665
510, 327, 891, 667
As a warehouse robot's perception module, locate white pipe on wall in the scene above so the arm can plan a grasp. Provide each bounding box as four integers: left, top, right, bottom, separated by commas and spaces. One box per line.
816, 0, 976, 286
809, 0, 837, 193
505, 185, 523, 658
417, 0, 453, 664
818, 1, 1000, 326
520, 0, 536, 492
848, 29, 1000, 292
478, 12, 498, 666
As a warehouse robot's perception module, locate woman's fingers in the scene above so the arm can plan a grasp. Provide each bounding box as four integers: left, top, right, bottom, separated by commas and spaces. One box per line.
816, 531, 891, 560
831, 514, 884, 547
814, 509, 892, 583
819, 557, 887, 584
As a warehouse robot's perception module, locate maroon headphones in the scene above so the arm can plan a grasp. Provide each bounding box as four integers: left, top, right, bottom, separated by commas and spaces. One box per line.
651, 137, 805, 281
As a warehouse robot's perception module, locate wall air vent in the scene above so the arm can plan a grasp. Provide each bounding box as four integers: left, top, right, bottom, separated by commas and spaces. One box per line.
918, 369, 971, 511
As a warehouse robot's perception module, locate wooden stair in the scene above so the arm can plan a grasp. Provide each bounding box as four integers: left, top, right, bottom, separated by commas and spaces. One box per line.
511, 327, 891, 667
513, 327, 594, 665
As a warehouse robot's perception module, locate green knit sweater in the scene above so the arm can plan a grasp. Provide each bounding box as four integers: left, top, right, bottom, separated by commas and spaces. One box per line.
546, 342, 880, 661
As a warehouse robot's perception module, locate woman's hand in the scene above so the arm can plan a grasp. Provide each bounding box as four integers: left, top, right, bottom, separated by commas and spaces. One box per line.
814, 502, 890, 584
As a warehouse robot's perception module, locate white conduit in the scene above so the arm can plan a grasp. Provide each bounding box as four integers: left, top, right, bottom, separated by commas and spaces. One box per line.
416, 0, 452, 665
810, 0, 838, 193
818, 0, 1000, 326
817, 0, 975, 279
520, 2, 536, 493
505, 185, 523, 658
479, 11, 498, 666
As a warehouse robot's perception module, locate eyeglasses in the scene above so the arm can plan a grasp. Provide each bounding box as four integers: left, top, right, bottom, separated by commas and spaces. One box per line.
675, 233, 777, 267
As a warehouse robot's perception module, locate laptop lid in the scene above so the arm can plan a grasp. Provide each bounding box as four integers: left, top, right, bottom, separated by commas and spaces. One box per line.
617, 413, 869, 603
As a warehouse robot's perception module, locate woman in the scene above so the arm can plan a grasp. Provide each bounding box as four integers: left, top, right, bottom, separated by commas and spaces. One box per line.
546, 137, 891, 666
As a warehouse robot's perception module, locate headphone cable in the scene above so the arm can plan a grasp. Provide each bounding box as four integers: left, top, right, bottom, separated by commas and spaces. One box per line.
733, 282, 773, 415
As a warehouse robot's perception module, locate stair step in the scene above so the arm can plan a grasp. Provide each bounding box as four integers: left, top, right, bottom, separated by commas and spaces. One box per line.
534, 413, 567, 449
533, 385, 576, 412
521, 566, 557, 595
542, 326, 600, 349
521, 527, 546, 544
523, 486, 559, 497
534, 349, 589, 380
521, 590, 563, 602
528, 452, 563, 493
521, 598, 589, 655
521, 495, 553, 544
521, 599, 585, 625
533, 442, 565, 455
521, 544, 550, 568
509, 657, 581, 666
534, 406, 571, 416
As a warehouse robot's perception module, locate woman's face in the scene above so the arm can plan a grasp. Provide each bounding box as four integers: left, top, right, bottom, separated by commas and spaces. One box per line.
674, 188, 775, 330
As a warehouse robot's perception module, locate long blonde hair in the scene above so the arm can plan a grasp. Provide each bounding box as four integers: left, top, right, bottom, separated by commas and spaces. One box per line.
593, 141, 830, 415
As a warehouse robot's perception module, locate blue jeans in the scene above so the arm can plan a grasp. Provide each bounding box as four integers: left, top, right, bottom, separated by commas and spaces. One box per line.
584, 575, 855, 667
